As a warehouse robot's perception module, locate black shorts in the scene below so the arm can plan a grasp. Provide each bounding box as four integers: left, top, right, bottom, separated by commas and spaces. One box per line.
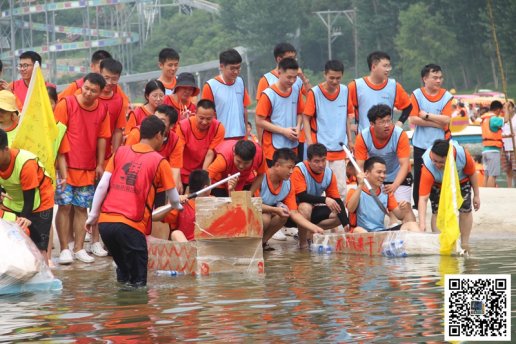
310, 205, 332, 224
284, 205, 333, 227
26, 208, 53, 250
378, 224, 402, 232
384, 172, 413, 187
430, 181, 472, 214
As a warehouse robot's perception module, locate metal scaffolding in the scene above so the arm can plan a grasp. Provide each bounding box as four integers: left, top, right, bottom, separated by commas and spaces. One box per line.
0, 0, 220, 86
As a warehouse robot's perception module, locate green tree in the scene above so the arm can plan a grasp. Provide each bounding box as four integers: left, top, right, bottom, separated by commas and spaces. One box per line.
131, 10, 236, 73
395, 2, 459, 91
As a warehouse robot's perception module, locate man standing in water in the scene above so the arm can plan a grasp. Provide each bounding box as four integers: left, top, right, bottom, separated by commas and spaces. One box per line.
86, 116, 182, 288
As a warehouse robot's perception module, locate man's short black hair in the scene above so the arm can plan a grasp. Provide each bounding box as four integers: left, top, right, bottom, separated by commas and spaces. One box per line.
367, 104, 392, 123
0, 129, 8, 150
367, 51, 390, 71
325, 59, 344, 73
83, 73, 106, 90
490, 100, 503, 111
272, 148, 297, 165
278, 57, 299, 72
100, 58, 123, 75
140, 115, 166, 139
273, 42, 296, 59
307, 143, 327, 160
91, 50, 112, 64
364, 156, 386, 172
197, 99, 216, 111
431, 139, 450, 157
189, 169, 210, 193
159, 48, 180, 63
219, 49, 242, 65
155, 104, 178, 126
421, 64, 442, 78
234, 140, 256, 161
19, 51, 42, 65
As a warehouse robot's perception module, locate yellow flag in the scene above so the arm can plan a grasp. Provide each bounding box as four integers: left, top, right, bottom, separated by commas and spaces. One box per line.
12, 62, 58, 186
436, 142, 464, 255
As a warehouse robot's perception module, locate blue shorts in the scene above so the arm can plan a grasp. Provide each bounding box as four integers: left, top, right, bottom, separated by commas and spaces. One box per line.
55, 184, 95, 208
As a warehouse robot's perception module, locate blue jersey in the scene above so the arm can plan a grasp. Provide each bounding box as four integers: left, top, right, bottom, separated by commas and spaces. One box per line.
354, 77, 396, 132
310, 84, 349, 151
355, 188, 389, 232
360, 126, 404, 183
263, 86, 300, 150
260, 172, 291, 206
422, 141, 467, 183
411, 88, 453, 149
296, 161, 333, 197
206, 77, 246, 139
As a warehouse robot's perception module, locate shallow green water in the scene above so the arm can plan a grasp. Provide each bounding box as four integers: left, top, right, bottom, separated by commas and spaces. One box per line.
1, 234, 515, 342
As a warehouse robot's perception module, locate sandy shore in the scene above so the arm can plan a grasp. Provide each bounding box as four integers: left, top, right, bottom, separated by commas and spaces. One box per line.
471, 187, 515, 233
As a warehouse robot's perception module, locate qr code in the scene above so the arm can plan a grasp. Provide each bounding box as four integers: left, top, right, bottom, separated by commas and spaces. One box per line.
445, 274, 511, 341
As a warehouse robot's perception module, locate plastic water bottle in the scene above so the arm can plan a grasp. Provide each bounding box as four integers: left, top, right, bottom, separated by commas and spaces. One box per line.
316, 245, 333, 254
155, 270, 183, 277
383, 240, 407, 257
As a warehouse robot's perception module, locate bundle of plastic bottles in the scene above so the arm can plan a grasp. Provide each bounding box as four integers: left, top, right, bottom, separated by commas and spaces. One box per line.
0, 219, 62, 294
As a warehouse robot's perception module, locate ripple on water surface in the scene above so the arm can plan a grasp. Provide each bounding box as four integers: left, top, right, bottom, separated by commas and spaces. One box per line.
0, 236, 515, 342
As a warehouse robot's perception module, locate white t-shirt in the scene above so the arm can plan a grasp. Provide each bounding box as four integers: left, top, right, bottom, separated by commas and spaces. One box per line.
502, 116, 516, 151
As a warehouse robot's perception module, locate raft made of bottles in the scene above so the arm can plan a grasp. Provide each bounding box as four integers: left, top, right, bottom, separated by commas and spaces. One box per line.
311, 231, 446, 257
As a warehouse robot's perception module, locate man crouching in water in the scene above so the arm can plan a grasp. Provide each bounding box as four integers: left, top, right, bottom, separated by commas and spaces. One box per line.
86, 116, 183, 288
346, 156, 419, 233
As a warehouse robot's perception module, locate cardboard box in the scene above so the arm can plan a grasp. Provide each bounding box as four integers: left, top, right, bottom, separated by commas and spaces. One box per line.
147, 237, 264, 275
147, 236, 197, 275
194, 191, 263, 240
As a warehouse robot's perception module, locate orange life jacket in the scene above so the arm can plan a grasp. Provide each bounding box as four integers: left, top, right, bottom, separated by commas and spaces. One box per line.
481, 112, 503, 148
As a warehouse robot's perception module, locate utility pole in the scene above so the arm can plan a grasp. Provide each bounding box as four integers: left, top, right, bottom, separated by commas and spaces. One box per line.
315, 9, 358, 77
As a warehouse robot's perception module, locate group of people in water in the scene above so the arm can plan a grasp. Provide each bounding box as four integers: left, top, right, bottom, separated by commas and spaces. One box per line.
0, 41, 510, 287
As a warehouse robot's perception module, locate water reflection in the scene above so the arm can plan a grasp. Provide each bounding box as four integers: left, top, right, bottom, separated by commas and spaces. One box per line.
0, 236, 515, 342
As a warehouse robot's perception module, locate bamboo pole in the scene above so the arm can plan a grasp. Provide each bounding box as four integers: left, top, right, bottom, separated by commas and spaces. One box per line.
486, 0, 516, 157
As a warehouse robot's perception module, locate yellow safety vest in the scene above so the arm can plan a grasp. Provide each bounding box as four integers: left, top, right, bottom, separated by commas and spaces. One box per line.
0, 149, 46, 213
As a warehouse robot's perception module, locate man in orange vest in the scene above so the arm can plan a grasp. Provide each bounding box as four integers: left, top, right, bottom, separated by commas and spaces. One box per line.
481, 100, 504, 187
176, 99, 225, 191
208, 139, 267, 197
5, 51, 55, 110
54, 73, 111, 265
86, 116, 182, 288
